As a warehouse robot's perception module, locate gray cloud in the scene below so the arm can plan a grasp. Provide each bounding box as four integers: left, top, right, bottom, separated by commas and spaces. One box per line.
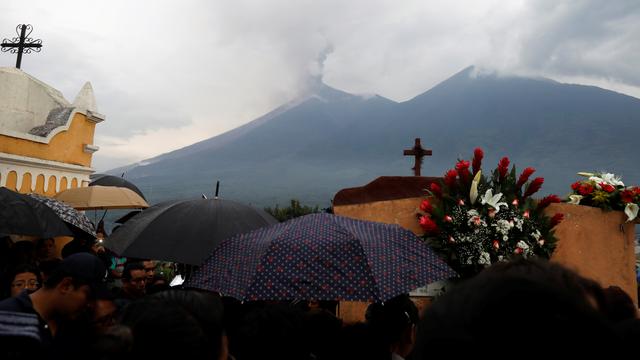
1, 0, 638, 171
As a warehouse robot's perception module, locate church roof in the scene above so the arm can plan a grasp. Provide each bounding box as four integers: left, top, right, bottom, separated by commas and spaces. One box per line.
0, 67, 100, 139
333, 176, 441, 206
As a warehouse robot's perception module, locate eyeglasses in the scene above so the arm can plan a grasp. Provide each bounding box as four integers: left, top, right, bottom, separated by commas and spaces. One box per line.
11, 280, 39, 289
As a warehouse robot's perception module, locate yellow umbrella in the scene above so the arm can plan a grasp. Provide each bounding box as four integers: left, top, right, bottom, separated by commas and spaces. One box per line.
54, 185, 149, 210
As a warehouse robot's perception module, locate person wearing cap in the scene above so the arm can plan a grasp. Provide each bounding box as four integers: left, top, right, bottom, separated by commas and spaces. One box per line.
0, 252, 108, 348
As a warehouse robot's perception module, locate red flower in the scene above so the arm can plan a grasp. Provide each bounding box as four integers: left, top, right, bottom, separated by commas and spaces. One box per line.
498, 157, 510, 179
456, 160, 471, 184
600, 183, 615, 193
571, 181, 581, 191
550, 213, 564, 227
514, 247, 523, 255
536, 195, 562, 211
523, 177, 544, 198
420, 199, 433, 213
472, 148, 484, 175
430, 182, 442, 198
578, 184, 594, 196
621, 190, 635, 203
419, 215, 439, 234
492, 240, 500, 250
516, 167, 536, 189
444, 215, 453, 222
634, 187, 640, 196
444, 169, 458, 189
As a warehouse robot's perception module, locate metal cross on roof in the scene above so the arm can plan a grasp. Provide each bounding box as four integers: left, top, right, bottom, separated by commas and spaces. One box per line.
403, 138, 432, 176
1, 24, 43, 69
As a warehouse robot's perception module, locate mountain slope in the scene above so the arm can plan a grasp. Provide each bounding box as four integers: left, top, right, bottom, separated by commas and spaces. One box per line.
111, 67, 640, 207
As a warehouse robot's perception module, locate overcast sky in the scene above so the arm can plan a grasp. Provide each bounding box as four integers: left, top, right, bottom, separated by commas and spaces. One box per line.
2, 0, 639, 171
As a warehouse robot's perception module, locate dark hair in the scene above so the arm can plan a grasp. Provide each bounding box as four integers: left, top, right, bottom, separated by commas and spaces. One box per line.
413, 259, 619, 357
601, 285, 637, 323
121, 263, 145, 282
366, 294, 419, 347
233, 304, 307, 360
119, 290, 224, 358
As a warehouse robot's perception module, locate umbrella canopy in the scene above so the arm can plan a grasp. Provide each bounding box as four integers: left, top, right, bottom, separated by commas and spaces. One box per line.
54, 185, 149, 210
27, 193, 96, 238
89, 174, 146, 200
187, 213, 457, 302
0, 187, 74, 238
104, 198, 278, 265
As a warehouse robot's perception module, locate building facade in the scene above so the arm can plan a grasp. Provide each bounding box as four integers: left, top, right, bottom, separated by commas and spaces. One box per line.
0, 67, 103, 195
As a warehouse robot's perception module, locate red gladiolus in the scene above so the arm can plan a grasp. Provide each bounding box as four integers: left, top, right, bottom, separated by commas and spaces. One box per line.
492, 240, 500, 250
571, 181, 581, 191
444, 215, 453, 222
578, 184, 594, 196
621, 190, 635, 203
498, 157, 510, 179
634, 187, 640, 196
444, 169, 458, 189
536, 195, 562, 211
516, 167, 536, 189
550, 213, 564, 227
457, 199, 465, 206
430, 182, 442, 198
419, 215, 438, 234
420, 199, 433, 213
456, 160, 471, 184
512, 199, 519, 206
600, 183, 615, 193
523, 210, 530, 218
472, 148, 484, 175
523, 177, 544, 198
514, 247, 523, 255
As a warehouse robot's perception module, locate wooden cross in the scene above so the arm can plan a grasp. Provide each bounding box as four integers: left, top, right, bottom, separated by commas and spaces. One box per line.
1, 24, 42, 69
403, 138, 432, 176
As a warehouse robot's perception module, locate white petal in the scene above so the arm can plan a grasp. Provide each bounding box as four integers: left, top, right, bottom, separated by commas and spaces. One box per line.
568, 195, 583, 205
625, 203, 639, 222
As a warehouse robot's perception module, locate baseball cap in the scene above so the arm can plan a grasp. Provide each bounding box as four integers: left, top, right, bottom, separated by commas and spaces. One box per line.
56, 253, 110, 299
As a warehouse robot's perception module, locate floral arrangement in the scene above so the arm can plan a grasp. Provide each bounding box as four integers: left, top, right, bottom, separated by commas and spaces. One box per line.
418, 148, 563, 278
568, 172, 640, 222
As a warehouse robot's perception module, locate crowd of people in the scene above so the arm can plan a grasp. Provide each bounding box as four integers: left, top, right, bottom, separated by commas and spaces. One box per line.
1, 230, 639, 359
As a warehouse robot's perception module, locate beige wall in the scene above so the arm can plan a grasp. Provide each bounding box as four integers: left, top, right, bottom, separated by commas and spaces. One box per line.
547, 203, 638, 305
334, 197, 425, 235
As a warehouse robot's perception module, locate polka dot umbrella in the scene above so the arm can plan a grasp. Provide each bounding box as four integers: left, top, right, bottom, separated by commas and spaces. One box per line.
188, 213, 457, 302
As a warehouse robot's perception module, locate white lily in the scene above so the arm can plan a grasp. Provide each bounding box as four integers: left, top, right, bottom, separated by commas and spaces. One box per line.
469, 170, 482, 205
589, 173, 624, 187
568, 195, 583, 205
624, 203, 639, 222
577, 172, 594, 177
480, 189, 508, 214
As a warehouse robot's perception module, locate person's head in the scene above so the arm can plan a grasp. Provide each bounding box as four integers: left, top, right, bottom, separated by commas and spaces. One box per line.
119, 290, 226, 359
601, 285, 638, 323
366, 294, 419, 358
61, 238, 92, 258
35, 238, 56, 261
8, 264, 41, 297
38, 258, 61, 283
413, 258, 618, 357
41, 253, 108, 319
142, 260, 156, 284
91, 298, 117, 334
234, 304, 307, 360
121, 262, 146, 297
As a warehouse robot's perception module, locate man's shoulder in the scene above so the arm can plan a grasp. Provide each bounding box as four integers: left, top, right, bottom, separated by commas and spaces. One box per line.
0, 294, 27, 312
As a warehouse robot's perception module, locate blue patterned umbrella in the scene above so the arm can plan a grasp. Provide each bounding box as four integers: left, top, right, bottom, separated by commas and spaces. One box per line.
188, 213, 457, 302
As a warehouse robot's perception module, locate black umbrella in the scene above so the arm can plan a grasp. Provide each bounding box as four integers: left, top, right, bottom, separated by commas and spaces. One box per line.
89, 174, 146, 200
0, 187, 74, 238
103, 198, 278, 265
